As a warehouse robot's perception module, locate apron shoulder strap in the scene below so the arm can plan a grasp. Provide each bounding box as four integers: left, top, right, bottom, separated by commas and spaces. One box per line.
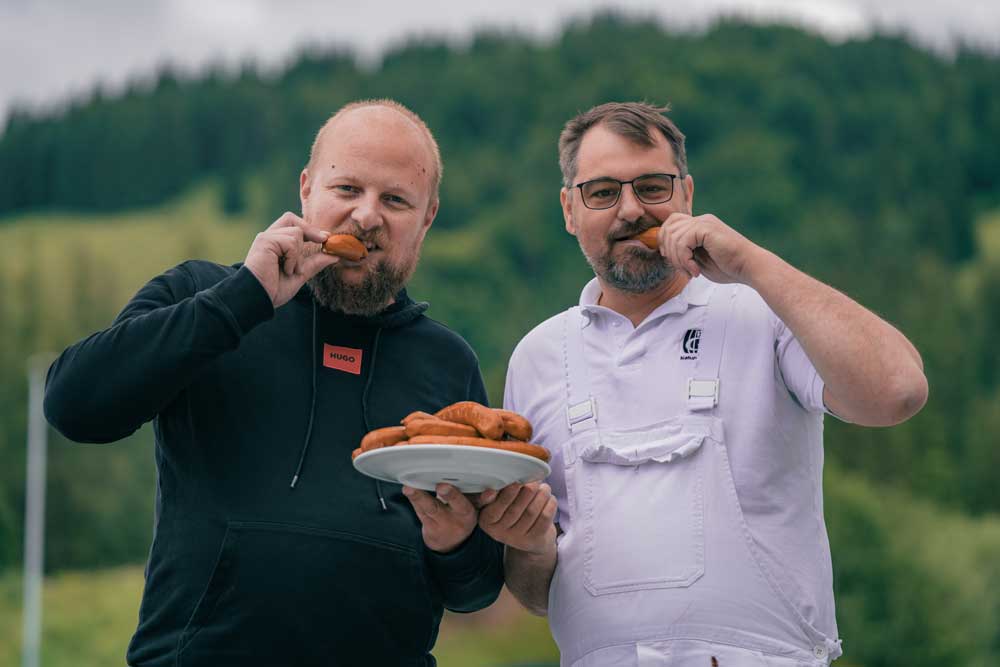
688, 283, 739, 412
563, 307, 598, 434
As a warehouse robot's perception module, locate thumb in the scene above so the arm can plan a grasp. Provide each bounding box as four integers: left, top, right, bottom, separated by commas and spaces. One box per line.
437, 484, 475, 516
296, 249, 340, 279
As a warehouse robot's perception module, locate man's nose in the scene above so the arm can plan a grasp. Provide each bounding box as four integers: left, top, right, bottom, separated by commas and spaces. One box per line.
351, 193, 383, 231
617, 182, 645, 220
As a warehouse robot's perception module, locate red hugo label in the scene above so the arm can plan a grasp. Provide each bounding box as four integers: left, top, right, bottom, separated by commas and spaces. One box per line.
323, 344, 363, 375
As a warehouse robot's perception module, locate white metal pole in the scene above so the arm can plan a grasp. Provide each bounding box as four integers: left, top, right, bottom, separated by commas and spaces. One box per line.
22, 356, 47, 667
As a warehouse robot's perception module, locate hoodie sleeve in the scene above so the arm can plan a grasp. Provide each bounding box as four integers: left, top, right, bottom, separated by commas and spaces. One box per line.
425, 525, 505, 613
44, 261, 274, 443
422, 362, 504, 612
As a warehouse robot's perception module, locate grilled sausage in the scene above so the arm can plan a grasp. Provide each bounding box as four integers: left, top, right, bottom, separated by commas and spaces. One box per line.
322, 234, 368, 261
494, 409, 533, 441
634, 226, 660, 250
407, 435, 550, 462
401, 411, 436, 425
405, 418, 480, 439
434, 401, 504, 440
359, 425, 408, 452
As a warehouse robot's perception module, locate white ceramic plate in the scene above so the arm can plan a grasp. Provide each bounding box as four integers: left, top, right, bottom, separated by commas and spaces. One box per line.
353, 444, 551, 493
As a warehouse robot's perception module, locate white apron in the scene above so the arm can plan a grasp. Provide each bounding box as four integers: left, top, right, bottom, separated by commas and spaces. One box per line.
548, 284, 841, 666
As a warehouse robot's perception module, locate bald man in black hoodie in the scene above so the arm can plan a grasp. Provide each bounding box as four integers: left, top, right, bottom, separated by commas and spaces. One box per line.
44, 99, 505, 667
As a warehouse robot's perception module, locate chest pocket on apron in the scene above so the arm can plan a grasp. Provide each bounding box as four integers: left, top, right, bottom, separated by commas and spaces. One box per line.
567, 416, 714, 596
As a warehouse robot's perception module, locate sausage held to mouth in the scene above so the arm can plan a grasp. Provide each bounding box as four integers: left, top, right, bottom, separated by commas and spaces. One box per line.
322, 234, 368, 261
634, 226, 660, 250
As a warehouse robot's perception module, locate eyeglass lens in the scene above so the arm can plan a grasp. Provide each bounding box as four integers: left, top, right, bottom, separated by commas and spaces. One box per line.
581, 174, 674, 209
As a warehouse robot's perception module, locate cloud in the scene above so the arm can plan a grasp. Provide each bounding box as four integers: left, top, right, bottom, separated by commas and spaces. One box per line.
1, 0, 997, 128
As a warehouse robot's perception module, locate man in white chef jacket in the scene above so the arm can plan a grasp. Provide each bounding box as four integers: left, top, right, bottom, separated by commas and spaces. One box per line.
477, 102, 928, 666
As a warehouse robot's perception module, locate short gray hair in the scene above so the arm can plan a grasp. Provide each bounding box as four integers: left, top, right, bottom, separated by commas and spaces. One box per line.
558, 102, 688, 187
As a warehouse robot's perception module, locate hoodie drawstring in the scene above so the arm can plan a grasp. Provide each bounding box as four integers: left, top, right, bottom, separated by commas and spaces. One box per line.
288, 302, 387, 513
289, 300, 319, 489
361, 327, 388, 511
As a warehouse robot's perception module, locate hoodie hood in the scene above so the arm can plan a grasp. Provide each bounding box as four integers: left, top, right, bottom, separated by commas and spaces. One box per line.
293, 283, 428, 329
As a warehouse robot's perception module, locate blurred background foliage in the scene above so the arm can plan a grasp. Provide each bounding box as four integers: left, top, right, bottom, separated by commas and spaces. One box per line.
0, 13, 999, 666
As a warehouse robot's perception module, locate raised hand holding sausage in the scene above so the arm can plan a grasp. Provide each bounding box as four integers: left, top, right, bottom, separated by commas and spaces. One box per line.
658, 212, 765, 285
244, 212, 340, 308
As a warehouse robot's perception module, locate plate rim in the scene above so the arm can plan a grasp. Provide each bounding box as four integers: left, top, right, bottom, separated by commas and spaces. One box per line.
352, 443, 551, 487
354, 443, 550, 466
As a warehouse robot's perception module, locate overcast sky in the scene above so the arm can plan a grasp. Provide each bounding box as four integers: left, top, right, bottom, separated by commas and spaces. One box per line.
1, 0, 998, 127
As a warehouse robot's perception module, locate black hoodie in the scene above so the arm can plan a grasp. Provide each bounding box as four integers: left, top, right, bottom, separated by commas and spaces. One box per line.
44, 261, 505, 667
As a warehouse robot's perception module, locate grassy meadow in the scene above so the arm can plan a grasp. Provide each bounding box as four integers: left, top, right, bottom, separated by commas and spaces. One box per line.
0, 567, 559, 667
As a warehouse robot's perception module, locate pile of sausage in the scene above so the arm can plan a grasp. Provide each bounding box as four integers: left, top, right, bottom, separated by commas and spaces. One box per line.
352, 401, 551, 462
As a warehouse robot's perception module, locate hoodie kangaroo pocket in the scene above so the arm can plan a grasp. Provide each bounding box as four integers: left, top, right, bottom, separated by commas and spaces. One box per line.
176, 521, 435, 666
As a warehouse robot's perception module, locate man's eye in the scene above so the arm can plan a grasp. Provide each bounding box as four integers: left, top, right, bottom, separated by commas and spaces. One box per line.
333, 184, 359, 194
384, 194, 409, 206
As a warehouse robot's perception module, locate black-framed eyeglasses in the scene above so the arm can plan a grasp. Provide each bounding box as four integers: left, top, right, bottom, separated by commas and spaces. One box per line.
573, 173, 679, 210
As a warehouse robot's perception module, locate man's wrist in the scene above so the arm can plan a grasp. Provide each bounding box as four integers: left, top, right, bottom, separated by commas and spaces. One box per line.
742, 245, 784, 291
217, 266, 276, 333
428, 530, 473, 555
426, 526, 478, 558
506, 534, 557, 561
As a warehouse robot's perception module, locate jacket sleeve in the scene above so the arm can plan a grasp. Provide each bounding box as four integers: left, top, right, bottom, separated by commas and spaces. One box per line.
44, 262, 274, 443
422, 362, 505, 612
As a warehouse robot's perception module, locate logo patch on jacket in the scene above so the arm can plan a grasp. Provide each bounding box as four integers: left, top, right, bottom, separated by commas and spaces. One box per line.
323, 344, 363, 375
681, 328, 701, 360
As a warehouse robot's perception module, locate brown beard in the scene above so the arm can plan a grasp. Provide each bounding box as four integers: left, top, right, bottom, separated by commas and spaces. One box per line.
308, 253, 417, 316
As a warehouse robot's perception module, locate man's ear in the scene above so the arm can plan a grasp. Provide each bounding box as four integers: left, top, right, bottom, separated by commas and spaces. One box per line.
423, 197, 439, 230
682, 174, 694, 214
299, 169, 312, 211
561, 187, 576, 236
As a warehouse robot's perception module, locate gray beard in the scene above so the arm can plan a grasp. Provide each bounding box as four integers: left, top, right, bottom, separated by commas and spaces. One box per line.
308, 258, 411, 316
584, 243, 673, 294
